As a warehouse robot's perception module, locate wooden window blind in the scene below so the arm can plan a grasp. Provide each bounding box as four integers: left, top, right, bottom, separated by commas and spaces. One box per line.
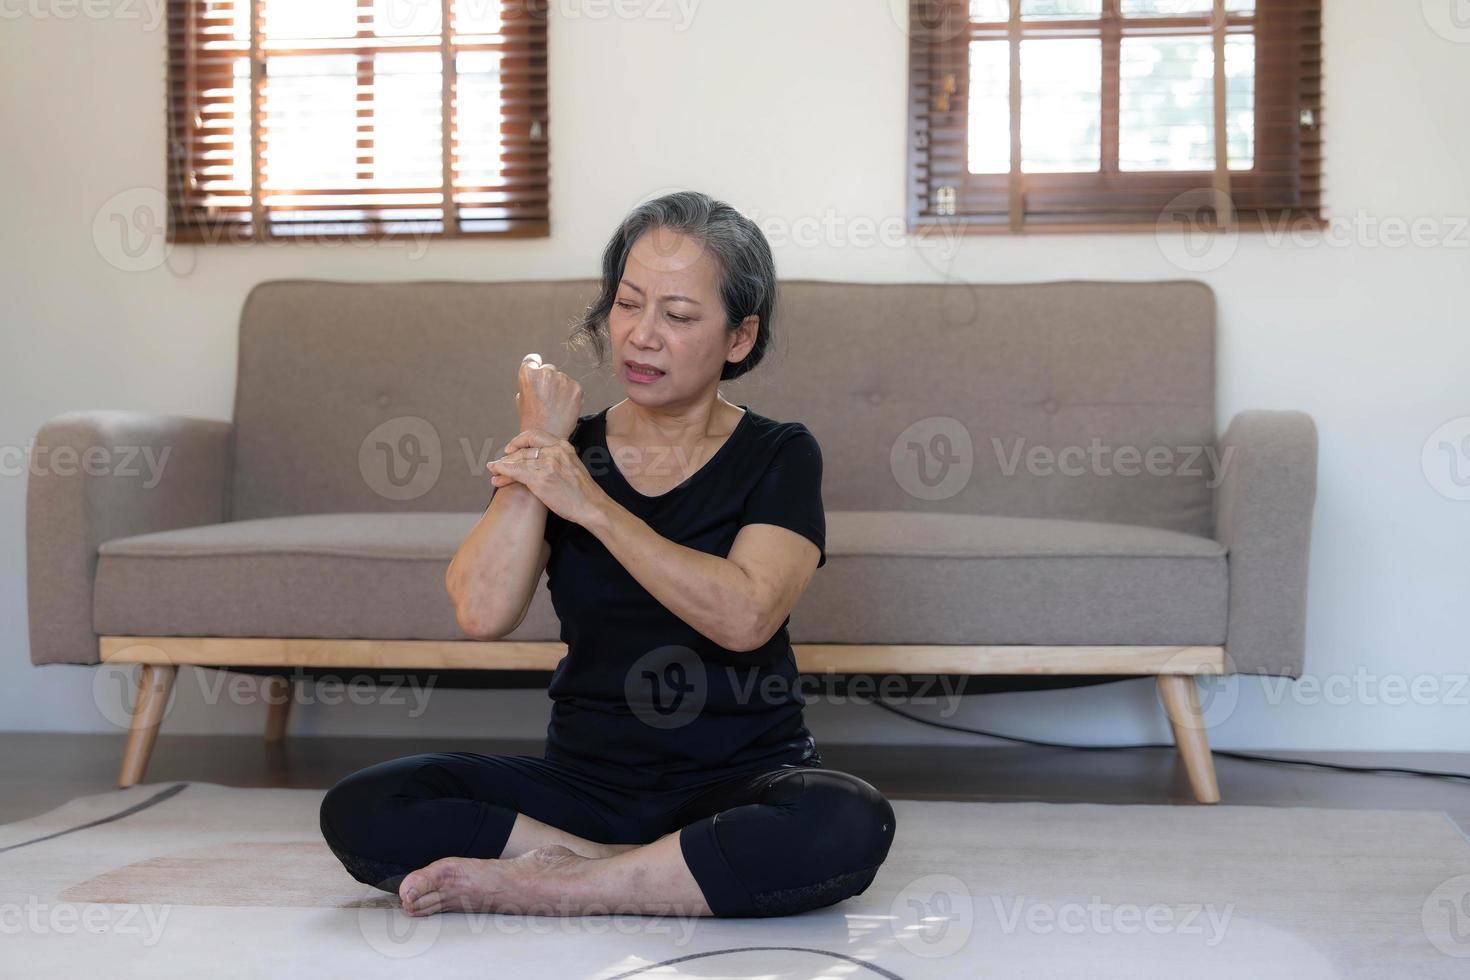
165, 0, 549, 243
906, 0, 1323, 232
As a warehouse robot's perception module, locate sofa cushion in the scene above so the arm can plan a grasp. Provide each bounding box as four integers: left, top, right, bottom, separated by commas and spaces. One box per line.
94, 514, 494, 642
93, 511, 1226, 647
805, 511, 1227, 645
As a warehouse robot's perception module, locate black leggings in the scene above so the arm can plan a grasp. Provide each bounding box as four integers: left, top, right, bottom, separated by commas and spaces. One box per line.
318, 751, 897, 918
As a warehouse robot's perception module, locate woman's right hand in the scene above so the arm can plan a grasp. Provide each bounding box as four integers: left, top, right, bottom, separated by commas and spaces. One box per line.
516, 353, 583, 440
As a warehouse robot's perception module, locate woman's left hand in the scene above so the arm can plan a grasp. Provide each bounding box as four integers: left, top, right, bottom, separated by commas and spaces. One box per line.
487, 428, 606, 527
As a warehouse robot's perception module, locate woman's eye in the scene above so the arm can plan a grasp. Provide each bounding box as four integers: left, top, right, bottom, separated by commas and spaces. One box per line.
668, 313, 691, 323
615, 300, 636, 311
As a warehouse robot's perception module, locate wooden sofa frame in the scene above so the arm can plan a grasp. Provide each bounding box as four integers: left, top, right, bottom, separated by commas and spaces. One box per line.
104, 637, 1225, 803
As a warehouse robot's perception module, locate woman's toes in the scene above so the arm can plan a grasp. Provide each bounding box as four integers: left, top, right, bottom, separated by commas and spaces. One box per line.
399, 868, 428, 907
394, 848, 591, 918
399, 859, 461, 915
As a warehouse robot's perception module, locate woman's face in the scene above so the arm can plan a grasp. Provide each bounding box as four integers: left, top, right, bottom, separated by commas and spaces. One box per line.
608, 226, 756, 406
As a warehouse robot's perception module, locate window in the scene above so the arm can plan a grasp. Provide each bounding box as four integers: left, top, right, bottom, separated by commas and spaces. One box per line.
906, 0, 1323, 232
165, 0, 549, 243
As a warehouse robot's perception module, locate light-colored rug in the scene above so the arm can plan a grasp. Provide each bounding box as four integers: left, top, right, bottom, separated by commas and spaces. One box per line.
2, 781, 1468, 979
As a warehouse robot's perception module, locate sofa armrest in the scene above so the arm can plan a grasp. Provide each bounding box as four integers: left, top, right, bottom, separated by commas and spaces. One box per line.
1213, 409, 1318, 677
26, 411, 233, 666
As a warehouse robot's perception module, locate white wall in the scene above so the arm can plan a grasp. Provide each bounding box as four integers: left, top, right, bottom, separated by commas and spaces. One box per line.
2, 1, 1467, 753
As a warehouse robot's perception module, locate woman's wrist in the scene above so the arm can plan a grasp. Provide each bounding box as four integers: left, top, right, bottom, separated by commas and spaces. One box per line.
518, 414, 575, 442
578, 485, 619, 537
491, 479, 542, 510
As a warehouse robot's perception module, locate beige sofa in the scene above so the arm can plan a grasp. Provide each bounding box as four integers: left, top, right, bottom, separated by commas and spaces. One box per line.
25, 278, 1318, 801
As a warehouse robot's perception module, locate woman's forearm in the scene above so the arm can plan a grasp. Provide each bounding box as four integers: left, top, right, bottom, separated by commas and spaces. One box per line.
582, 495, 762, 652
446, 482, 550, 638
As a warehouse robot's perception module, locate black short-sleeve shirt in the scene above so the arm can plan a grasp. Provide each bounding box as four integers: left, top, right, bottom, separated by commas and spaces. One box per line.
527, 403, 826, 789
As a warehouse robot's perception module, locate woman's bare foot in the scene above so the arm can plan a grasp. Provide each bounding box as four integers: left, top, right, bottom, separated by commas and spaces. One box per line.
398, 844, 591, 916
539, 840, 637, 859
498, 811, 642, 860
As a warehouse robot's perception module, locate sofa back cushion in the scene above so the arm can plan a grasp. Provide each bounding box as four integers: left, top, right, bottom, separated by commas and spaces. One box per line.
231, 278, 1215, 535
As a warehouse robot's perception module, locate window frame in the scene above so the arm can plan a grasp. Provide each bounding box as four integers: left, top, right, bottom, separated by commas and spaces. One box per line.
906, 0, 1324, 234
164, 0, 550, 245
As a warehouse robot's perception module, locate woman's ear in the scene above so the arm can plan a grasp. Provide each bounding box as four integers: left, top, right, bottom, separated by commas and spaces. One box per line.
728, 314, 759, 364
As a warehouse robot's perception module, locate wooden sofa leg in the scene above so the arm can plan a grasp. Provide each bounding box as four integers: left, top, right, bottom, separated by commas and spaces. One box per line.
264, 676, 293, 743
1156, 674, 1221, 804
118, 664, 177, 789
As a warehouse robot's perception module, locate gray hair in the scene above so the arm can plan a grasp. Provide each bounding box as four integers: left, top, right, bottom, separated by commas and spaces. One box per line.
570, 190, 777, 381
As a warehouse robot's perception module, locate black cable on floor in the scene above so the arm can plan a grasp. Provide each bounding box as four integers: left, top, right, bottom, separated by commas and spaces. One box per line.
870, 698, 1470, 784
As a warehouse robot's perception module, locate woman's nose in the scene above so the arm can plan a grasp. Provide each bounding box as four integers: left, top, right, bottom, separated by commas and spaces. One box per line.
629, 309, 660, 346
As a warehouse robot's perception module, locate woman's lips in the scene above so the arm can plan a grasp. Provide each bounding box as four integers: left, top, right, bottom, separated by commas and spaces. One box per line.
624, 362, 665, 383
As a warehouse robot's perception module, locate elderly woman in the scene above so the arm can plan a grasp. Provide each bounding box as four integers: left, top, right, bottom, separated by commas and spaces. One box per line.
318, 190, 896, 919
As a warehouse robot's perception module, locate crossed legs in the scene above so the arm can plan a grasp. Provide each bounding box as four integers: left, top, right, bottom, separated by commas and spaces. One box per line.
318, 751, 896, 919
